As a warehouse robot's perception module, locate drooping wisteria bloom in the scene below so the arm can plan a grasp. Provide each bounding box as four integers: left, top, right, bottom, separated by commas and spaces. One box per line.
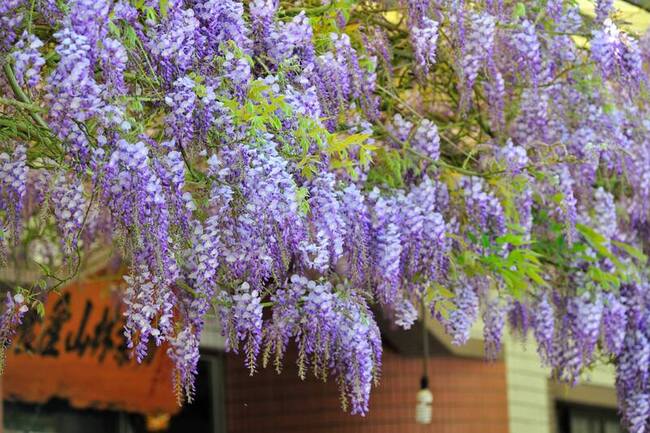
460, 176, 506, 240
339, 183, 371, 285
0, 0, 26, 49
411, 119, 440, 164
533, 293, 555, 364
231, 282, 264, 373
395, 297, 418, 330
100, 38, 128, 94
438, 279, 479, 345
334, 294, 382, 415
483, 297, 507, 360
602, 292, 626, 356
484, 64, 505, 131
303, 172, 345, 272
387, 113, 413, 146
165, 76, 198, 145
51, 174, 86, 257
622, 393, 649, 433
508, 300, 531, 339
497, 140, 528, 175
552, 165, 578, 243
11, 32, 45, 88
45, 27, 103, 163
411, 17, 439, 76
69, 0, 110, 57
167, 325, 200, 404
591, 19, 644, 87
122, 265, 175, 362
512, 19, 544, 84
401, 176, 449, 288
459, 12, 496, 105
369, 190, 403, 305
0, 292, 29, 359
0, 145, 27, 243
267, 11, 315, 66
568, 291, 604, 362
148, 6, 200, 81
195, 0, 251, 57
595, 0, 614, 24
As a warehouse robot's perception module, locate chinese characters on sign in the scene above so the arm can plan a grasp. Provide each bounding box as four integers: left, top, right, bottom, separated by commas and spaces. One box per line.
3, 279, 178, 414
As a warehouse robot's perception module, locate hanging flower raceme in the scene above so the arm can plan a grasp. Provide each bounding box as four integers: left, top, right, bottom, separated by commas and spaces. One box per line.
591, 19, 644, 87
460, 176, 506, 241
0, 145, 27, 247
411, 17, 439, 76
51, 174, 86, 258
11, 32, 45, 88
0, 292, 29, 364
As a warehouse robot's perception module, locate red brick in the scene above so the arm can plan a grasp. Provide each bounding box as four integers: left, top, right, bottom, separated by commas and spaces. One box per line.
226, 348, 509, 433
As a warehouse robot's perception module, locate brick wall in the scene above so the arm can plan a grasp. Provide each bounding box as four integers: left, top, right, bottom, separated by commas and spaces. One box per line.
226, 347, 509, 433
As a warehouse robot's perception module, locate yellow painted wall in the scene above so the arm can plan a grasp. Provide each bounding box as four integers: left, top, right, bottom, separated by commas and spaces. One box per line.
577, 0, 650, 35
504, 335, 618, 433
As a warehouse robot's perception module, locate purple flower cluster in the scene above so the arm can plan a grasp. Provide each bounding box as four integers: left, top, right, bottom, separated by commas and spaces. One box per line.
567, 291, 603, 362
45, 28, 103, 164
0, 0, 26, 49
167, 326, 200, 404
411, 17, 439, 75
459, 12, 496, 102
231, 282, 264, 373
483, 297, 507, 360
395, 297, 418, 330
52, 175, 86, 257
602, 292, 626, 356
122, 265, 174, 362
460, 176, 506, 240
260, 275, 381, 415
104, 139, 179, 313
595, 0, 614, 24
412, 119, 440, 163
497, 140, 528, 174
0, 145, 27, 243
100, 38, 128, 94
533, 293, 555, 364
512, 19, 544, 84
148, 6, 200, 80
439, 279, 479, 345
0, 292, 29, 361
401, 177, 448, 288
11, 32, 45, 88
591, 19, 644, 86
369, 190, 403, 305
303, 172, 345, 272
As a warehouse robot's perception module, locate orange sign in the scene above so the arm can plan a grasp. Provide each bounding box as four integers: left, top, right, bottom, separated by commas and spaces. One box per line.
2, 279, 179, 415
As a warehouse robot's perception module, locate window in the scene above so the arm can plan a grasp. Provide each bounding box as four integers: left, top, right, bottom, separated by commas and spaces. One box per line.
557, 402, 624, 433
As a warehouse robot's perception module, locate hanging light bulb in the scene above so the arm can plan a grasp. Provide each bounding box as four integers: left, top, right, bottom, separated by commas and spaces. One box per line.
416, 375, 433, 424
416, 301, 433, 424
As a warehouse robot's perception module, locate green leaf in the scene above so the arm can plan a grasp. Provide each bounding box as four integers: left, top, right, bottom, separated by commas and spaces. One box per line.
35, 302, 45, 318
295, 187, 310, 215
612, 240, 647, 263
159, 0, 169, 17
437, 286, 455, 299
576, 223, 608, 246
124, 26, 138, 49
496, 233, 531, 247
513, 3, 526, 19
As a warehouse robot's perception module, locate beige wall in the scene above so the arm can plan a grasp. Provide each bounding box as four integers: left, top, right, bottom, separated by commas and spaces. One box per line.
504, 336, 617, 433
